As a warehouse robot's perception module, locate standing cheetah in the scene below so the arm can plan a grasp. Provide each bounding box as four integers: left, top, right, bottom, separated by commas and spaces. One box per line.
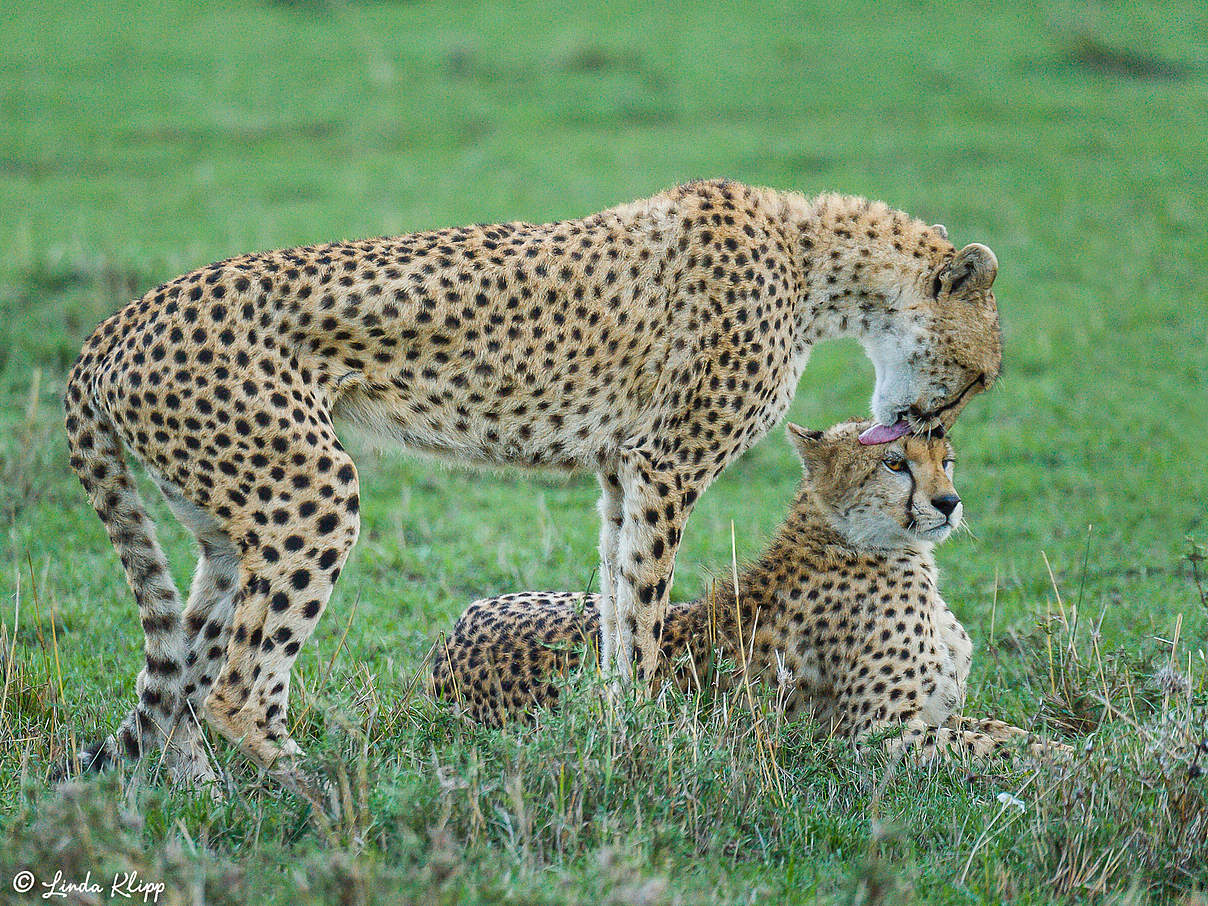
63, 180, 1002, 792
432, 421, 1067, 761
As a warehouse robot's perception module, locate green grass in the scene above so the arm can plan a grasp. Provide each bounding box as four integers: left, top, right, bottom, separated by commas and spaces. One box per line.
2, 0, 1207, 902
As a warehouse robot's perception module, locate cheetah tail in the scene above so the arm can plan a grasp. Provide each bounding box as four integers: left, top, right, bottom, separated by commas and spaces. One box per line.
62, 359, 187, 774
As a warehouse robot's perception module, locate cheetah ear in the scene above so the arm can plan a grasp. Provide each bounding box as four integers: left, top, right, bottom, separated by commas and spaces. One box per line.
786, 423, 826, 471
940, 243, 998, 297
932, 223, 948, 240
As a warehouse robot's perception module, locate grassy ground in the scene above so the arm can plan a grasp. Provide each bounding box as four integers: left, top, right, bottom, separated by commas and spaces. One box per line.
2, 0, 1207, 902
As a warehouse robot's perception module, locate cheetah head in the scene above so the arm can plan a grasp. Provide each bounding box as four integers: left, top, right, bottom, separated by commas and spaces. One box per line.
860, 240, 1002, 445
788, 420, 961, 550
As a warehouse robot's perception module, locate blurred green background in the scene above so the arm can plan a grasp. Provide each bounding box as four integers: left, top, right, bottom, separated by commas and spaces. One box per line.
1, 1, 1206, 902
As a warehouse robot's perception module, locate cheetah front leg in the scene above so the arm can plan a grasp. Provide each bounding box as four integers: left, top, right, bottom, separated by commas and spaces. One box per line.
596, 472, 623, 674
884, 719, 1018, 760
845, 666, 1070, 763
882, 717, 1072, 762
612, 449, 700, 688
944, 715, 1074, 760
936, 602, 972, 693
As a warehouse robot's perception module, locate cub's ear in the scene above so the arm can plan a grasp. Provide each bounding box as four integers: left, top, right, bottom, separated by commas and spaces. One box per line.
931, 223, 948, 240
937, 243, 998, 297
786, 423, 826, 472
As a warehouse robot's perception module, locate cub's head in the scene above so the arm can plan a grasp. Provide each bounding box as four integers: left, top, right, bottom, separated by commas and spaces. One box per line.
787, 420, 962, 551
861, 226, 1003, 443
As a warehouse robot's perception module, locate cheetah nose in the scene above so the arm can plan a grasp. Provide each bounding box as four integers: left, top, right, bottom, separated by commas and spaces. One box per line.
932, 494, 961, 517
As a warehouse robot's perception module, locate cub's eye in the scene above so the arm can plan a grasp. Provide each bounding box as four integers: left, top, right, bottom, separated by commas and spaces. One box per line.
882, 457, 908, 473
943, 458, 956, 470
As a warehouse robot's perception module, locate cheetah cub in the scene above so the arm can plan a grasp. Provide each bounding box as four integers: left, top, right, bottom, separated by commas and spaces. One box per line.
433, 421, 1069, 761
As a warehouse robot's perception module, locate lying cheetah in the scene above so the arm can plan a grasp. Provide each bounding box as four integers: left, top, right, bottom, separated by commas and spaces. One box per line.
433, 421, 1067, 761
64, 179, 1002, 791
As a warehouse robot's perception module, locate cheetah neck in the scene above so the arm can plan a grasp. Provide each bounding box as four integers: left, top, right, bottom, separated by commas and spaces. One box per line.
773, 191, 930, 350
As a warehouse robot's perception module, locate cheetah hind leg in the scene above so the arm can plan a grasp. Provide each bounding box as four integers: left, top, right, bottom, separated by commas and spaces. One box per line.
202, 449, 360, 809
165, 547, 241, 801
159, 544, 244, 798
59, 426, 216, 796
85, 479, 247, 799
153, 477, 249, 797
203, 558, 334, 812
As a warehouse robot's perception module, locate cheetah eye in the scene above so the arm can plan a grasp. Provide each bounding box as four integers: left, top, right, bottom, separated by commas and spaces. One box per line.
943, 458, 955, 470
882, 457, 908, 473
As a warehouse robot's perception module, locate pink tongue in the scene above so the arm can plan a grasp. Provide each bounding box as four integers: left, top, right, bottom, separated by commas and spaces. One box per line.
858, 420, 910, 446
